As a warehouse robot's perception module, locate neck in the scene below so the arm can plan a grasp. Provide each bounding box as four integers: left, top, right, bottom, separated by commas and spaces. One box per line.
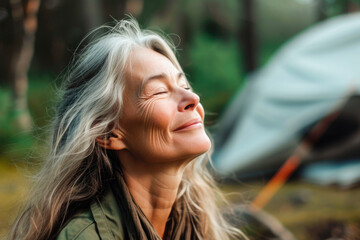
117, 151, 188, 238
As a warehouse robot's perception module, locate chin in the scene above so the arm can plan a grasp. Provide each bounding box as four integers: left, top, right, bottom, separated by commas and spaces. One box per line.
187, 134, 212, 156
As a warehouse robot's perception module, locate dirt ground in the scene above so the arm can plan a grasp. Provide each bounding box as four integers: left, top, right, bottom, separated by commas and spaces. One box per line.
1, 161, 360, 239
220, 180, 360, 240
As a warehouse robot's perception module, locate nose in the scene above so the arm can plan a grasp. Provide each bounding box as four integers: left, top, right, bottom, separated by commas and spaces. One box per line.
178, 90, 200, 112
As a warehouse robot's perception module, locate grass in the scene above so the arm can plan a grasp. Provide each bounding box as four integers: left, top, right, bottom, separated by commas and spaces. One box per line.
0, 160, 30, 238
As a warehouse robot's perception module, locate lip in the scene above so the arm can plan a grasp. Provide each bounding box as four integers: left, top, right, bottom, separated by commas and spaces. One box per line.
174, 119, 203, 132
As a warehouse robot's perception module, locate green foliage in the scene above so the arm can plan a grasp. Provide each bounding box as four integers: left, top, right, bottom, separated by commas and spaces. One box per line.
183, 0, 241, 33
260, 40, 284, 66
0, 88, 16, 149
326, 0, 359, 18
28, 73, 57, 128
188, 33, 244, 122
0, 73, 56, 161
0, 87, 33, 158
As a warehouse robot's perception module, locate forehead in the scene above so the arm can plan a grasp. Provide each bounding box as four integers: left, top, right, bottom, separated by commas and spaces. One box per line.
125, 47, 179, 88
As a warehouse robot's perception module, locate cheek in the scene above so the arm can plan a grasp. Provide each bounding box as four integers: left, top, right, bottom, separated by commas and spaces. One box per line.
138, 98, 174, 132
128, 99, 176, 155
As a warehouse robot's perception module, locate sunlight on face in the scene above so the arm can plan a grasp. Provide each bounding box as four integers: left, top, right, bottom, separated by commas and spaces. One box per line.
119, 47, 211, 163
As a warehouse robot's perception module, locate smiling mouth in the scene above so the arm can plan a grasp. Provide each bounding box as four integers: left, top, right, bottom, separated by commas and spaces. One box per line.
174, 119, 203, 132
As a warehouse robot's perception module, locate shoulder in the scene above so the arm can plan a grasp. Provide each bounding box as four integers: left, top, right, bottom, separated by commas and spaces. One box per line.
56, 211, 100, 240
56, 187, 125, 240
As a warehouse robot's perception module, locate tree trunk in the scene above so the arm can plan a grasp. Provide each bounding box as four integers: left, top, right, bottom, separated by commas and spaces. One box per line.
79, 0, 103, 33
240, 0, 257, 74
317, 0, 326, 22
9, 0, 41, 131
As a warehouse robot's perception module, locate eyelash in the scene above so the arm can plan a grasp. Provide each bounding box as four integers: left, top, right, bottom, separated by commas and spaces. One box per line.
153, 86, 190, 96
154, 91, 168, 95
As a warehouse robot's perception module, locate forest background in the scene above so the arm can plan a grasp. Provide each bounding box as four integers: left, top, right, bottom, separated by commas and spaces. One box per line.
1, 0, 359, 239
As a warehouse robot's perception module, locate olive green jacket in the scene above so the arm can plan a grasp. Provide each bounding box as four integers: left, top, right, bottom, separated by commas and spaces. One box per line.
56, 188, 125, 240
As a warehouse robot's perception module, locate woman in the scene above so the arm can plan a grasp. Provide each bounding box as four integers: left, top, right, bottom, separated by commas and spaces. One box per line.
7, 18, 245, 240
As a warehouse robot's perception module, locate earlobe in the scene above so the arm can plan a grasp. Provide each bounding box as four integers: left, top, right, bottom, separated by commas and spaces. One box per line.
96, 129, 127, 150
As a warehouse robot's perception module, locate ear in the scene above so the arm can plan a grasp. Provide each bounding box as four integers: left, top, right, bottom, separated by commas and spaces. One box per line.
96, 129, 127, 150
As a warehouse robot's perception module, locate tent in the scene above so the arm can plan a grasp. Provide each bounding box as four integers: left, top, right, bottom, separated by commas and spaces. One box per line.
212, 13, 360, 185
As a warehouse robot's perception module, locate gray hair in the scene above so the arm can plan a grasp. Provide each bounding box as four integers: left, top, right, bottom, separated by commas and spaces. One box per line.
7, 18, 245, 240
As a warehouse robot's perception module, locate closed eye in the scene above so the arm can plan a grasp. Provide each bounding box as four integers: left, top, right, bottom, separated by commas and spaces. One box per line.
154, 91, 168, 95
180, 84, 191, 90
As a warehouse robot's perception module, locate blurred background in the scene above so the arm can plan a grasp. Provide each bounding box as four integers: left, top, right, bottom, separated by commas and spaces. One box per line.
1, 0, 360, 239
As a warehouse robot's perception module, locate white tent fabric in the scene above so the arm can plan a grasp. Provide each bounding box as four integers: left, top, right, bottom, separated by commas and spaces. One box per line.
213, 13, 360, 176
300, 159, 360, 188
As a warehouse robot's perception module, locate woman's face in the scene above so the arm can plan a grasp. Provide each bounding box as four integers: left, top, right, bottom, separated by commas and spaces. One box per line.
118, 47, 211, 164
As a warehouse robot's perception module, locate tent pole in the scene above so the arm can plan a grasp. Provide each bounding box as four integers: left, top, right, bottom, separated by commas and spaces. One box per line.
250, 87, 357, 211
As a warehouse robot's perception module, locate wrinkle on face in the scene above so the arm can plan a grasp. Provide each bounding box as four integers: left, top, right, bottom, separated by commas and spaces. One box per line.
136, 95, 172, 156
118, 47, 210, 165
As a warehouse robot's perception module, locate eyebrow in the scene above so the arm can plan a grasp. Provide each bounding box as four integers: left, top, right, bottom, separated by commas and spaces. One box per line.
139, 72, 186, 94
